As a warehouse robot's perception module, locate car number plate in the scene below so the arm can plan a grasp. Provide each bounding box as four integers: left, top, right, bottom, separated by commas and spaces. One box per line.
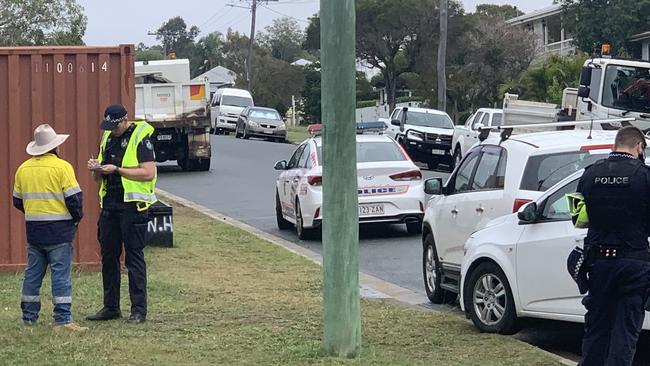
358, 204, 384, 216
157, 134, 172, 141
264, 130, 273, 134
431, 149, 445, 155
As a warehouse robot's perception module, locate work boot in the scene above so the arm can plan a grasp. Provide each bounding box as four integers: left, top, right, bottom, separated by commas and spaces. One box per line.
53, 322, 88, 332
125, 313, 146, 324
85, 307, 122, 321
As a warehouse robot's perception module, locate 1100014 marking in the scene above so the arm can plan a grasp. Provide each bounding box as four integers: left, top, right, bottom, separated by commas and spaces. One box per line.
34, 61, 109, 74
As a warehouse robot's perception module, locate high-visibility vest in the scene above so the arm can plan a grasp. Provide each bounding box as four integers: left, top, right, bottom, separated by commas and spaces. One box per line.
567, 192, 589, 229
98, 121, 157, 210
13, 154, 82, 221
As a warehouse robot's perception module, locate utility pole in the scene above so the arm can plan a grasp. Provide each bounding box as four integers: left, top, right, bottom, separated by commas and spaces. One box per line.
321, 0, 361, 358
246, 0, 258, 91
437, 0, 448, 111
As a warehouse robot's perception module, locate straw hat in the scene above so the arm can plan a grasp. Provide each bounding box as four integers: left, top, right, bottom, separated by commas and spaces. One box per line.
26, 124, 69, 156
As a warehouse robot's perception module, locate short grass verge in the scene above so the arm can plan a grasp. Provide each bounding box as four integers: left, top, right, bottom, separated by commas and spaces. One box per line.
0, 203, 560, 365
287, 125, 312, 144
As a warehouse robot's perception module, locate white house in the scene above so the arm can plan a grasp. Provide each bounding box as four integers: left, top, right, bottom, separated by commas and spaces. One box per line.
630, 32, 650, 61
506, 4, 576, 58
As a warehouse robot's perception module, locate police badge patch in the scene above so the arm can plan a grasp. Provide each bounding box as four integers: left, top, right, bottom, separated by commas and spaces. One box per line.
121, 139, 128, 149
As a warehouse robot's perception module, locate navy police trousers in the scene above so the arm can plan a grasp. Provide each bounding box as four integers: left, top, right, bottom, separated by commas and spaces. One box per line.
580, 258, 650, 366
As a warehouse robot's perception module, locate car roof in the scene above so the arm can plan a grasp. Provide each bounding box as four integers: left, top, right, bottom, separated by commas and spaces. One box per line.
402, 107, 450, 116
482, 129, 619, 150
218, 88, 252, 97
249, 106, 278, 112
312, 134, 394, 147
476, 108, 502, 114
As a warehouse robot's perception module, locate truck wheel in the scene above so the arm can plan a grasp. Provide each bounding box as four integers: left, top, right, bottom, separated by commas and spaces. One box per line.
195, 159, 210, 171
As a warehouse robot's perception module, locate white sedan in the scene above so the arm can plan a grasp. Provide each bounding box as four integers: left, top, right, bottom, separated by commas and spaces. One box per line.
459, 170, 650, 334
274, 134, 425, 239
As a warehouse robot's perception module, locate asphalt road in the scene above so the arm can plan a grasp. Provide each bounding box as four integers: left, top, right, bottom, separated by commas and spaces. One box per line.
157, 134, 447, 294
157, 134, 650, 365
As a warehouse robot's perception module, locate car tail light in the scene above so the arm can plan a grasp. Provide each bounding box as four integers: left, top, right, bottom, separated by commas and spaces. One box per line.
390, 170, 422, 181
315, 207, 321, 218
308, 175, 322, 186
513, 199, 532, 213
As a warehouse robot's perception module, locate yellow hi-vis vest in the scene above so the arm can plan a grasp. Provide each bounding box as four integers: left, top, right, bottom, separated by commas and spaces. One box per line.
97, 121, 157, 210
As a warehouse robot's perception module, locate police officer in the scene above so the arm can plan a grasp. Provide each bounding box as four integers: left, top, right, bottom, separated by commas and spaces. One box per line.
578, 126, 650, 365
86, 104, 157, 324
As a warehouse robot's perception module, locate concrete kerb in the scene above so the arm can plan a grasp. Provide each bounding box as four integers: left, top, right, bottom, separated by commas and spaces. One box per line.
155, 188, 577, 366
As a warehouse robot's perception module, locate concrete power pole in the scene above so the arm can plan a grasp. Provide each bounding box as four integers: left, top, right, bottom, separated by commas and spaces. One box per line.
437, 0, 448, 111
246, 0, 258, 91
321, 0, 361, 358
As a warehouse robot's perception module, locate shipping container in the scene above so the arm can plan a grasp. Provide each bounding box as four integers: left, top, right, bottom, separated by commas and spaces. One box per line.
0, 45, 135, 272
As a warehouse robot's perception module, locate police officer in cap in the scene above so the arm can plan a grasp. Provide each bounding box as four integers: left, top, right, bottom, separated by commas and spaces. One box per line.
86, 104, 157, 324
578, 126, 650, 365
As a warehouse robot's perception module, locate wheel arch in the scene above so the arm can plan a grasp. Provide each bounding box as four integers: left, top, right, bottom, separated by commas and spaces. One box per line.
460, 253, 520, 315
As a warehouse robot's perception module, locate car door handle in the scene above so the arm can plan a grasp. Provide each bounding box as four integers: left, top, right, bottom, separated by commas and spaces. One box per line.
476, 206, 484, 213
451, 208, 459, 215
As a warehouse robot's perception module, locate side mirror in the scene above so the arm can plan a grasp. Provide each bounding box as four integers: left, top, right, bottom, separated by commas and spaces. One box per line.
391, 119, 401, 126
580, 66, 592, 86
424, 178, 444, 195
274, 160, 288, 170
517, 202, 538, 224
578, 86, 590, 99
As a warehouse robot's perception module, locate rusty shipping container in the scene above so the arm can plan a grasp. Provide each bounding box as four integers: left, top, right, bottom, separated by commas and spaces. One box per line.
0, 45, 136, 272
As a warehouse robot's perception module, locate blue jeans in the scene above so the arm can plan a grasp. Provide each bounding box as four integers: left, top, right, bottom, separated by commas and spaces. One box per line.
21, 243, 73, 325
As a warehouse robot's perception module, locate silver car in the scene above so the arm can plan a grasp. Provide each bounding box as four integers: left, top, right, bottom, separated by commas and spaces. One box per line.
235, 107, 287, 143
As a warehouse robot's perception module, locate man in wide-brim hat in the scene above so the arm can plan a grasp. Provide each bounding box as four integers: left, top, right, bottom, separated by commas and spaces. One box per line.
13, 124, 86, 331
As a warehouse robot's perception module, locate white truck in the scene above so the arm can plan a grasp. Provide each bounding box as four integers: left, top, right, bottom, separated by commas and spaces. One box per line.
135, 60, 212, 171
451, 108, 502, 168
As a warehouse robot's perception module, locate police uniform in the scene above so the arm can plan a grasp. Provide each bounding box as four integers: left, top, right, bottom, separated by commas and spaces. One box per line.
577, 152, 650, 365
87, 105, 157, 324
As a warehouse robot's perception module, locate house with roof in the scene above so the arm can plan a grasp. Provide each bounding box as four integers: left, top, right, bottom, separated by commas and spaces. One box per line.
506, 4, 575, 59
191, 66, 237, 97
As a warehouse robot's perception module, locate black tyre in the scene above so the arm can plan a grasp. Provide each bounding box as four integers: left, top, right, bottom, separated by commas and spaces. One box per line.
276, 192, 292, 230
406, 220, 422, 235
295, 198, 312, 240
242, 127, 250, 140
464, 261, 520, 335
235, 125, 242, 138
224, 131, 230, 136
423, 234, 452, 304
451, 147, 462, 171
196, 159, 210, 171
427, 162, 439, 170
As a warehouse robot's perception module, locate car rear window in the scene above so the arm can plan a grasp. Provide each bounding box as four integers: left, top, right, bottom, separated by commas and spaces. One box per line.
317, 142, 407, 163
520, 151, 607, 191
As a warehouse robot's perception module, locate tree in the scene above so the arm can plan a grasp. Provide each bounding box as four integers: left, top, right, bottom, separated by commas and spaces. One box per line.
460, 19, 536, 108
258, 17, 306, 63
190, 32, 225, 78
156, 16, 200, 59
303, 14, 320, 56
136, 43, 165, 62
303, 64, 322, 123
475, 4, 524, 20
0, 0, 87, 46
561, 0, 650, 56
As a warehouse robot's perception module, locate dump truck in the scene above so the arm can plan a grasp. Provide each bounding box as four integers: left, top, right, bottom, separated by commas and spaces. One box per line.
135, 60, 211, 171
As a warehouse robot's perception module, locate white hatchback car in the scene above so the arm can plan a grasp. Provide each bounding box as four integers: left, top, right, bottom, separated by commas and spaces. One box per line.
460, 169, 650, 334
274, 134, 426, 239
422, 129, 620, 304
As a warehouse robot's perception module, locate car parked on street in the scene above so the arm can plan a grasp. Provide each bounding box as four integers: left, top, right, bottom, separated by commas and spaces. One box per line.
421, 129, 622, 305
210, 88, 254, 134
459, 169, 650, 334
235, 107, 286, 143
384, 107, 455, 171
451, 108, 502, 169
274, 133, 425, 239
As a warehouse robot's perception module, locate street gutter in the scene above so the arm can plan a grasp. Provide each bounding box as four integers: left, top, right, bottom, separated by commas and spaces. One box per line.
156, 188, 576, 366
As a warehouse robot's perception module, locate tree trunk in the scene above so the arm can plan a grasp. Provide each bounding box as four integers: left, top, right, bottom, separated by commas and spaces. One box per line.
437, 0, 448, 112
385, 70, 397, 114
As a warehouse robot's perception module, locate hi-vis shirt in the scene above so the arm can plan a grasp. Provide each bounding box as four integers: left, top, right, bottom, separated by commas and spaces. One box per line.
12, 153, 83, 245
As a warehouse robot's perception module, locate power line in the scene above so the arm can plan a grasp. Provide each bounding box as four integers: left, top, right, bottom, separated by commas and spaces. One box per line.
259, 4, 309, 23
198, 5, 230, 29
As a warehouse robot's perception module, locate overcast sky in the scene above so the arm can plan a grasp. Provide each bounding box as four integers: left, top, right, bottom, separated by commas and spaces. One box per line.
76, 0, 552, 46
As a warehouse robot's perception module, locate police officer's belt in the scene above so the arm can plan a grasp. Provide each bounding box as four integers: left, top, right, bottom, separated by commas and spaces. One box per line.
595, 246, 650, 261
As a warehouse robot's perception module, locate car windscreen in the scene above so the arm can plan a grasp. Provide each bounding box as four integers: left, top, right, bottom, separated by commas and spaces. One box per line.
405, 111, 454, 129
222, 95, 253, 108
317, 142, 407, 163
250, 109, 280, 120
602, 64, 650, 114
520, 151, 607, 192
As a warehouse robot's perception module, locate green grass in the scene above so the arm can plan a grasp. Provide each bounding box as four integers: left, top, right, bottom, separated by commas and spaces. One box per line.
0, 204, 560, 366
287, 125, 312, 144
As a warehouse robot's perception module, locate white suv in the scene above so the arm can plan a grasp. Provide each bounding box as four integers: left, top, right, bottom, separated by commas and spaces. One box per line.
421, 129, 619, 304
451, 108, 502, 168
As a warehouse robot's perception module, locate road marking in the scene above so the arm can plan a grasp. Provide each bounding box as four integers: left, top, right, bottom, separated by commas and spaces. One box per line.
156, 188, 577, 366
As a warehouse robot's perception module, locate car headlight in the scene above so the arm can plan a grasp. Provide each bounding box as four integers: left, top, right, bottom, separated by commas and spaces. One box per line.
248, 120, 259, 127
407, 130, 424, 142
277, 123, 286, 130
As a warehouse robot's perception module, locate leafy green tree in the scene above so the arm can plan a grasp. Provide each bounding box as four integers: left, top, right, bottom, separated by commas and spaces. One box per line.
191, 32, 225, 77
474, 4, 524, 20
0, 0, 87, 46
258, 17, 305, 63
302, 64, 321, 123
156, 16, 200, 59
136, 43, 164, 62
501, 53, 589, 105
561, 0, 650, 56
303, 14, 320, 56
